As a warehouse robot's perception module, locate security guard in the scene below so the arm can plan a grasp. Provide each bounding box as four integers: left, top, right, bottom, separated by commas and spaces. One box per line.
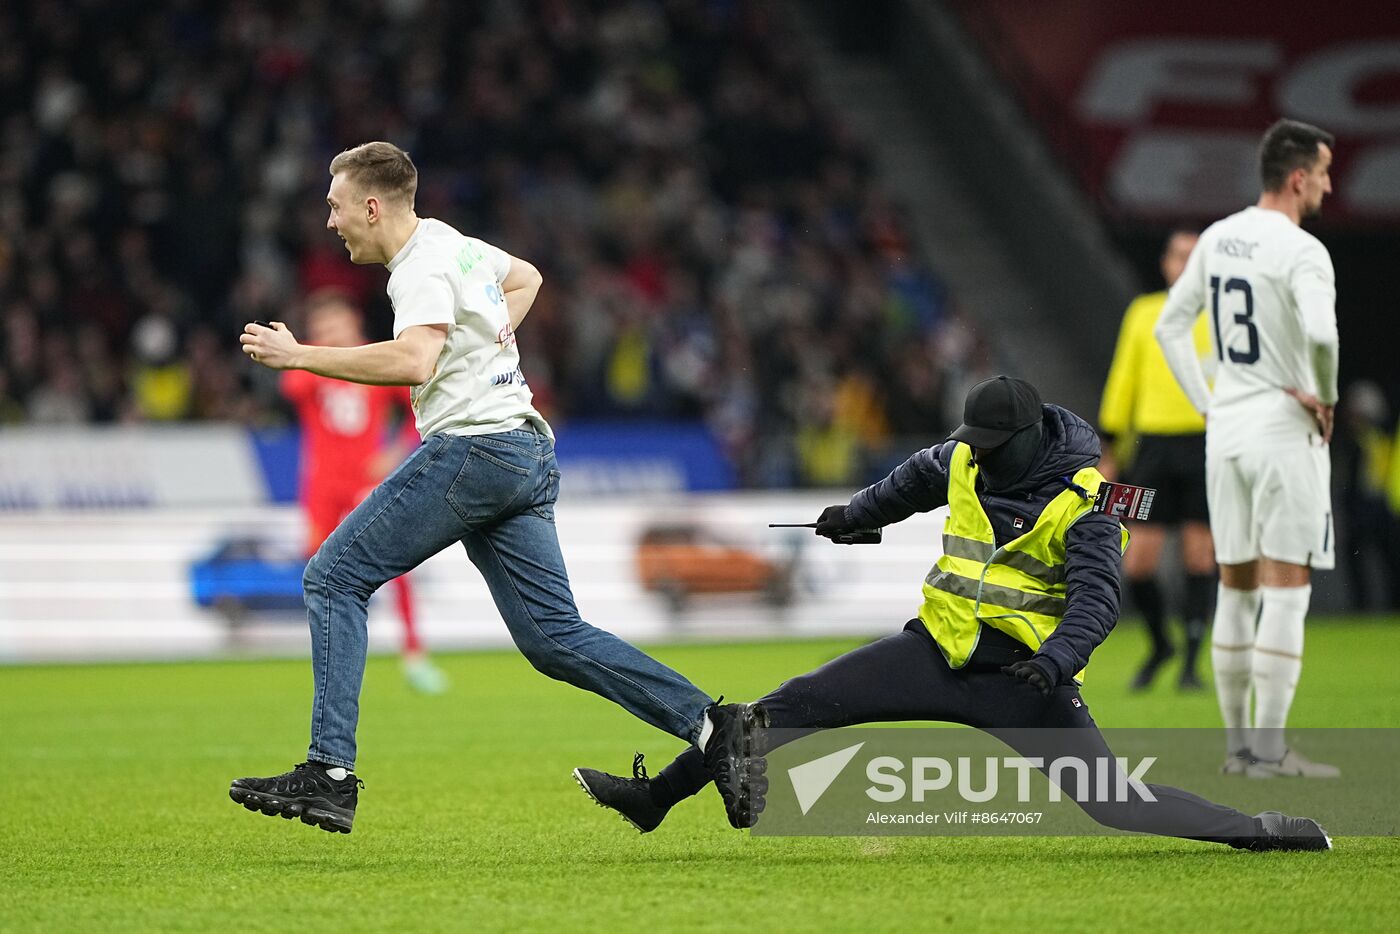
574, 376, 1329, 851
1099, 229, 1215, 691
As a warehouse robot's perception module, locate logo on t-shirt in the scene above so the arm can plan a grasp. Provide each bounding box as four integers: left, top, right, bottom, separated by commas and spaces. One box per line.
496, 325, 516, 350
455, 241, 486, 276
490, 366, 526, 387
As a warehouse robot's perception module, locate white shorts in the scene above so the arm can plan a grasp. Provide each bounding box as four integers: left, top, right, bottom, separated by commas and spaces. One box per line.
1206, 442, 1334, 569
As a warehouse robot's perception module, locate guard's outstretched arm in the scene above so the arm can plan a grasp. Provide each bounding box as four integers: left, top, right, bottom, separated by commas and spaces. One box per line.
848, 442, 954, 528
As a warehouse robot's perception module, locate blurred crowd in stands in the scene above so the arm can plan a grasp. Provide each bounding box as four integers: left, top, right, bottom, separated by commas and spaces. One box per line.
1336, 380, 1400, 612
0, 0, 1005, 486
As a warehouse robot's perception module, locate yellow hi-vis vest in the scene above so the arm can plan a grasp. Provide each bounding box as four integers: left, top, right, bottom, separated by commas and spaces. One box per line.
918, 443, 1128, 680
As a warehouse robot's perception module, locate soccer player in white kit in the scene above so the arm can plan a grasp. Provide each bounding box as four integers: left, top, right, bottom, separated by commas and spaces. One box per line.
1155, 120, 1339, 778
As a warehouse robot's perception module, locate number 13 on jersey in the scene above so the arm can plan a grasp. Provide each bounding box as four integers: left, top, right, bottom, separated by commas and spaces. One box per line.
1210, 275, 1260, 365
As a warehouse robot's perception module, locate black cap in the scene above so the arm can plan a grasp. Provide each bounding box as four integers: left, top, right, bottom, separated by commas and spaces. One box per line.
949, 376, 1043, 448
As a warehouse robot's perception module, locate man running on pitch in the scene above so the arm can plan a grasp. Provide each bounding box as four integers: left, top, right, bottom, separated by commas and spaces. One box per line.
233, 142, 761, 833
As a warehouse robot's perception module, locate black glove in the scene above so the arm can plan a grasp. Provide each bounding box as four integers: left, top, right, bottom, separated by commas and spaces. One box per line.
815, 504, 857, 539
1002, 657, 1059, 697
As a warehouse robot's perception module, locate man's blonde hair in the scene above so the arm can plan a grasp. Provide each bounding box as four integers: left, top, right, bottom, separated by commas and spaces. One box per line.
329, 141, 417, 205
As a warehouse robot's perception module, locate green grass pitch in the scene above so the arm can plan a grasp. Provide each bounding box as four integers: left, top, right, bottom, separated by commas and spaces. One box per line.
3, 617, 1397, 932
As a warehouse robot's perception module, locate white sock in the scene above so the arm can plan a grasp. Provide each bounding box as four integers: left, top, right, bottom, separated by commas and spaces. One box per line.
1251, 584, 1309, 762
1211, 584, 1260, 756
696, 709, 715, 753
325, 767, 351, 781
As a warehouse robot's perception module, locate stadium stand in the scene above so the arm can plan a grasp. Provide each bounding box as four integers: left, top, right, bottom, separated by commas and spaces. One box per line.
0, 0, 995, 487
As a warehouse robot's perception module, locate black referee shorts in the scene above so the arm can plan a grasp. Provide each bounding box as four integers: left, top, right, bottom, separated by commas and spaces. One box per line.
1126, 433, 1208, 525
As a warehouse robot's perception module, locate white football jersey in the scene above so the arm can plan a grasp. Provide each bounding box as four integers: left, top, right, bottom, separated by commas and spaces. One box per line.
1156, 206, 1337, 455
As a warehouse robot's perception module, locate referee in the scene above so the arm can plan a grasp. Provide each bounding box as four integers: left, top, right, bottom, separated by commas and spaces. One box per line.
1099, 229, 1214, 691
574, 377, 1328, 851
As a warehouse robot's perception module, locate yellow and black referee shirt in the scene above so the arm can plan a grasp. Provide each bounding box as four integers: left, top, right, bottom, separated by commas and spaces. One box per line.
1099, 291, 1212, 439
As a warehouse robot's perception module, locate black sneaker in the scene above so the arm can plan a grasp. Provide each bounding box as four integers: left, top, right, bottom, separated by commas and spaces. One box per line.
573, 753, 669, 833
229, 762, 362, 834
703, 701, 769, 829
1246, 810, 1333, 851
1177, 668, 1204, 691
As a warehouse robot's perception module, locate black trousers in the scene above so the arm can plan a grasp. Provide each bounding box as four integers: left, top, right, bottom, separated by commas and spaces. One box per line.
660, 621, 1259, 843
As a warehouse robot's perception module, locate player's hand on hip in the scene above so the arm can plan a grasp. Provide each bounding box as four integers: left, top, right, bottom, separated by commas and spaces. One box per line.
1317, 404, 1335, 444
240, 321, 301, 370
1284, 387, 1334, 443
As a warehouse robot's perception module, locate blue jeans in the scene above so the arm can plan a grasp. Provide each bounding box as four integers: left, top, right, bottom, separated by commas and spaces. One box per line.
303, 426, 713, 769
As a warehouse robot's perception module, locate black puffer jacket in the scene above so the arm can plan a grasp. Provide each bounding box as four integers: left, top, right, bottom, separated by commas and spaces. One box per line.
847, 404, 1122, 683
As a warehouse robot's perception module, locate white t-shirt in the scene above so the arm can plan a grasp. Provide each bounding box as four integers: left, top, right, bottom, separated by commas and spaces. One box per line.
385, 218, 551, 440
1155, 206, 1338, 456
